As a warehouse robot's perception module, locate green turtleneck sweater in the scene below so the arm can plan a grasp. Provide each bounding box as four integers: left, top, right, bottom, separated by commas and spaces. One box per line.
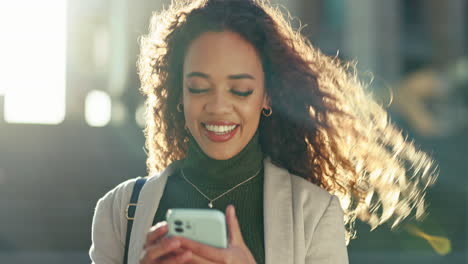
153, 130, 265, 263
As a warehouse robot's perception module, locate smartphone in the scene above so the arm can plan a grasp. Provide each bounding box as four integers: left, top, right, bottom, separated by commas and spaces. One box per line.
166, 208, 228, 248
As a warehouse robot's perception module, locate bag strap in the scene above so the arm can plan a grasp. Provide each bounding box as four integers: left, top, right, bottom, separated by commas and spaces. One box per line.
123, 177, 147, 264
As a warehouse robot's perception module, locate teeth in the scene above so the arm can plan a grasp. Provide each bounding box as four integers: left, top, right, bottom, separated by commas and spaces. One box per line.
205, 124, 237, 133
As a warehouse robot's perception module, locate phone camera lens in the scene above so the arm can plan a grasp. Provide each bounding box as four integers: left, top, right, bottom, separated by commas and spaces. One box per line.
175, 220, 183, 226
175, 227, 184, 233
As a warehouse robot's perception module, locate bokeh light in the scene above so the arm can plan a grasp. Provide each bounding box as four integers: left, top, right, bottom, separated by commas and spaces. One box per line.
85, 90, 112, 127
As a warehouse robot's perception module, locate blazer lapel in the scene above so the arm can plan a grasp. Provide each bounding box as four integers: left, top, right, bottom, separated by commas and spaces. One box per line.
263, 157, 294, 264
126, 158, 294, 264
128, 162, 179, 264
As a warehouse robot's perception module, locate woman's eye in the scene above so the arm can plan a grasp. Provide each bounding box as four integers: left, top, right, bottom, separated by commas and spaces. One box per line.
188, 87, 208, 94
231, 90, 253, 97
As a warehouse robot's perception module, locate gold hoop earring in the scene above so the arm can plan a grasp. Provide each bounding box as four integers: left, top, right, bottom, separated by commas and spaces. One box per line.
262, 107, 272, 117
177, 103, 183, 112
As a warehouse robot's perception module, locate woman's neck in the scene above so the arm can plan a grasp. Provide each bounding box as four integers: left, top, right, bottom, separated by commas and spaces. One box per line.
181, 130, 264, 188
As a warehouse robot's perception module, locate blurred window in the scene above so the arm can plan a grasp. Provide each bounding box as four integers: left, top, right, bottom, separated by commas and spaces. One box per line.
0, 0, 66, 125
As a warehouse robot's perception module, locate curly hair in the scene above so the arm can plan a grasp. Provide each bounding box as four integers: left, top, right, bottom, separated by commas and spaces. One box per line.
137, 0, 438, 243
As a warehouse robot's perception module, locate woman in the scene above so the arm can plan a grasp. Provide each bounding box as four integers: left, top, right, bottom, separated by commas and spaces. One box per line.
90, 0, 437, 263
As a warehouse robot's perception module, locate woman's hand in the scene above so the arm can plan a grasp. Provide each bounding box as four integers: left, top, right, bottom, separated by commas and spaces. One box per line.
176, 205, 257, 264
140, 205, 256, 264
140, 221, 192, 264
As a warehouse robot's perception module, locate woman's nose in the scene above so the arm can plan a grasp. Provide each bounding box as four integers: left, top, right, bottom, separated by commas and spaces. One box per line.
204, 91, 232, 114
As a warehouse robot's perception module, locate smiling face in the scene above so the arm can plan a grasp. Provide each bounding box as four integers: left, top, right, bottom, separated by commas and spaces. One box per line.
182, 31, 269, 160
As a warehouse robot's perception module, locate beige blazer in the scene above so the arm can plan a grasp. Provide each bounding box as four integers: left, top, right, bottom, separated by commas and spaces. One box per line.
89, 158, 349, 264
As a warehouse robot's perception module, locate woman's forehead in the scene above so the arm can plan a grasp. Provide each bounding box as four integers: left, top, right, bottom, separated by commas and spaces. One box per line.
183, 31, 264, 81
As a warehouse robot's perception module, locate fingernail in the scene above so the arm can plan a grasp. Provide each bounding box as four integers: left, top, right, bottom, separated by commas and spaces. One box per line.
231, 205, 236, 217
170, 239, 180, 247
182, 250, 192, 260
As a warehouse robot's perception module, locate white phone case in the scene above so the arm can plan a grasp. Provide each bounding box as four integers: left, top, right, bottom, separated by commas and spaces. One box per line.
166, 208, 228, 248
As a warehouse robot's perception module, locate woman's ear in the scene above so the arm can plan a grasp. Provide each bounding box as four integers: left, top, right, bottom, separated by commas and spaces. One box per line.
262, 94, 271, 109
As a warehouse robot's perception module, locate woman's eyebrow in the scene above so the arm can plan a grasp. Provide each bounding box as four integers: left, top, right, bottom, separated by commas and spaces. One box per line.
185, 71, 255, 80
186, 71, 210, 79
228, 73, 255, 80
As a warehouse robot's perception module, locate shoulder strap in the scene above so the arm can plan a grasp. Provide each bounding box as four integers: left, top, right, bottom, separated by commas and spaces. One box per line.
123, 177, 147, 264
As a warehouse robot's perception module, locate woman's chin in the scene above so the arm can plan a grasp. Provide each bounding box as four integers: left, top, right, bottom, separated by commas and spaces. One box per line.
205, 151, 237, 160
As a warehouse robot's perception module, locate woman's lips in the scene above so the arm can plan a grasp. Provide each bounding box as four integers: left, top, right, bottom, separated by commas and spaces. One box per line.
201, 122, 239, 143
